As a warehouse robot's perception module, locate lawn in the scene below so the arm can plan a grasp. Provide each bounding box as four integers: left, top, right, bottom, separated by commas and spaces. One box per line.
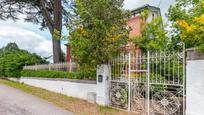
0, 78, 134, 115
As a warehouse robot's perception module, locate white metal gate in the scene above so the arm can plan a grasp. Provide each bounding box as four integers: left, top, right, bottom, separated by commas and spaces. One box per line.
110, 50, 186, 115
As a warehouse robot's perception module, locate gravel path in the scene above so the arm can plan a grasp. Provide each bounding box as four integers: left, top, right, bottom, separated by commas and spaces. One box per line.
0, 84, 74, 115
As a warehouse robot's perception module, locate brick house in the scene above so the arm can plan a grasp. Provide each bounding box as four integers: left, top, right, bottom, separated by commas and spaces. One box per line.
125, 4, 161, 53
65, 4, 161, 63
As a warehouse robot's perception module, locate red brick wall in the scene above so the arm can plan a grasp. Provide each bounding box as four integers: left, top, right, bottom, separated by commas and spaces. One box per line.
127, 16, 142, 59
127, 16, 142, 38
66, 45, 71, 63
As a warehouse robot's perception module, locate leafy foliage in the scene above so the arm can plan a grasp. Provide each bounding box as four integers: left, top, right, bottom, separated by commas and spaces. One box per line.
21, 70, 96, 80
167, 0, 204, 50
0, 0, 74, 30
132, 16, 170, 51
0, 43, 47, 77
68, 0, 130, 67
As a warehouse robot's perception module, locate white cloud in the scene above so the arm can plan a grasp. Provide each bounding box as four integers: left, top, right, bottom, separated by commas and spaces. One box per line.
0, 26, 66, 62
0, 17, 67, 62
0, 26, 52, 56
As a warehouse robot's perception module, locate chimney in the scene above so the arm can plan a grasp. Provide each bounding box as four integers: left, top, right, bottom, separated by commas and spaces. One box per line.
65, 43, 71, 63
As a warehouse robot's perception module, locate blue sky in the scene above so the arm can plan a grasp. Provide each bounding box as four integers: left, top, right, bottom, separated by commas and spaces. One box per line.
0, 0, 175, 61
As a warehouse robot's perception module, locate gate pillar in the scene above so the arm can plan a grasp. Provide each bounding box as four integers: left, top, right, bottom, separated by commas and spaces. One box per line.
186, 48, 204, 115
96, 64, 111, 106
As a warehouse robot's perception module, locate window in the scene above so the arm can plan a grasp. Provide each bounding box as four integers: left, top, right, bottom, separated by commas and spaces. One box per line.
152, 13, 155, 19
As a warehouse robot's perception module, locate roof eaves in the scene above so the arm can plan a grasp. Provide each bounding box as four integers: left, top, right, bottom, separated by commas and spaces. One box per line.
130, 4, 160, 14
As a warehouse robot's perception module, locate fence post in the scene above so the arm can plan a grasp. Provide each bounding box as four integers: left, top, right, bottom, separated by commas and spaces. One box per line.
24, 64, 26, 70
35, 63, 37, 71
147, 51, 150, 115
69, 58, 72, 72
128, 52, 131, 111
182, 43, 186, 115
48, 64, 51, 71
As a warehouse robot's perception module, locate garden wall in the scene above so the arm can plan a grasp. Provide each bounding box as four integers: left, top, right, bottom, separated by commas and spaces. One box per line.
8, 65, 111, 106
9, 77, 97, 103
186, 48, 204, 115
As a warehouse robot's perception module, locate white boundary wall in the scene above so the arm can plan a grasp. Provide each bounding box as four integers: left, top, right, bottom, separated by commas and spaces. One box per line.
8, 64, 111, 106
9, 77, 97, 102
186, 49, 204, 115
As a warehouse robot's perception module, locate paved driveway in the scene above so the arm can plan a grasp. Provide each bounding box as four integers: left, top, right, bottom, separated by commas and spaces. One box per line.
0, 84, 74, 115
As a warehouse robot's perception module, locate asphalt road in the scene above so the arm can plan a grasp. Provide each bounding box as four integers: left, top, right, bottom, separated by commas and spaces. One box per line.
0, 84, 74, 115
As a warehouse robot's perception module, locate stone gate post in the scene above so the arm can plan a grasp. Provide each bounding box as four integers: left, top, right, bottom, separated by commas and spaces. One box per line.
186, 48, 204, 115
96, 64, 111, 106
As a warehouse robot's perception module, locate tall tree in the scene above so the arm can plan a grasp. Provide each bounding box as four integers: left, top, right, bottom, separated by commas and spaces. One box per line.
69, 0, 129, 67
0, 0, 74, 63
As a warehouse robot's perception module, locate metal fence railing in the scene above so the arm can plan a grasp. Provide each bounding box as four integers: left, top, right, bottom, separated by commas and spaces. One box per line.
109, 50, 186, 115
23, 62, 78, 72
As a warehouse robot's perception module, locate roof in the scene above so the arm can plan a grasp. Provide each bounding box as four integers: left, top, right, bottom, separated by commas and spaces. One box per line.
64, 43, 70, 46
131, 4, 161, 15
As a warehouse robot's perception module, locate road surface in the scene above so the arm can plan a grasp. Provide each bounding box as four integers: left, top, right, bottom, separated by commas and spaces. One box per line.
0, 84, 74, 115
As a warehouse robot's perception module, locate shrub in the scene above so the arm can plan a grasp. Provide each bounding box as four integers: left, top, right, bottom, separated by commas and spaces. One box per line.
21, 70, 96, 80
0, 43, 47, 78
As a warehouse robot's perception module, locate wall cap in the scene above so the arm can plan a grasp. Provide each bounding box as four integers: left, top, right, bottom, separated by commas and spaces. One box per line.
21, 77, 97, 84
186, 48, 204, 60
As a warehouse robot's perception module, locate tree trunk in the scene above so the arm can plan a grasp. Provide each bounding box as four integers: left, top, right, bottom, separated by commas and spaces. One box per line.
40, 0, 63, 63
53, 0, 62, 63
52, 38, 61, 63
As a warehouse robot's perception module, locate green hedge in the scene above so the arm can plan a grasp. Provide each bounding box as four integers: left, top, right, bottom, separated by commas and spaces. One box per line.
21, 70, 96, 80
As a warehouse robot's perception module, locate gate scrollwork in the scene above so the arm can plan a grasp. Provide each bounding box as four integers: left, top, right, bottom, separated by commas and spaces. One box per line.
110, 82, 128, 109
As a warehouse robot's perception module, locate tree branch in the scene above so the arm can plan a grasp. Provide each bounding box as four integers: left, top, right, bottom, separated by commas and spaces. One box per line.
39, 0, 54, 33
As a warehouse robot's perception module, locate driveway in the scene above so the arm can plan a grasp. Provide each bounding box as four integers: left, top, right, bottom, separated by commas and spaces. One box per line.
0, 84, 74, 115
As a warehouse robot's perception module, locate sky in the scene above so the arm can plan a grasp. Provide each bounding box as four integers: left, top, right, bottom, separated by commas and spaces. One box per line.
0, 0, 176, 62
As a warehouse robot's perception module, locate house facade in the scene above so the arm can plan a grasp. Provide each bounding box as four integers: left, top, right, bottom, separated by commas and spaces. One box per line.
125, 4, 161, 52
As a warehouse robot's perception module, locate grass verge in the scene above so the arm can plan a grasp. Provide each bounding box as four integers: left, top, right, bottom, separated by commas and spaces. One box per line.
0, 78, 133, 115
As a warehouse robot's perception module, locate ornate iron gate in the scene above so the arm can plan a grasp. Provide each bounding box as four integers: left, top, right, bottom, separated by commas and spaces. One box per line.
110, 50, 186, 115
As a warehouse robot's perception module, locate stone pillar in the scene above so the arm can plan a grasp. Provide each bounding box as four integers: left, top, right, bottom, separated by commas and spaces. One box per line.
96, 64, 111, 106
186, 48, 204, 115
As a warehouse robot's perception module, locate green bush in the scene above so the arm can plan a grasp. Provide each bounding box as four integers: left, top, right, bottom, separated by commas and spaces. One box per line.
0, 43, 48, 78
21, 70, 96, 80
